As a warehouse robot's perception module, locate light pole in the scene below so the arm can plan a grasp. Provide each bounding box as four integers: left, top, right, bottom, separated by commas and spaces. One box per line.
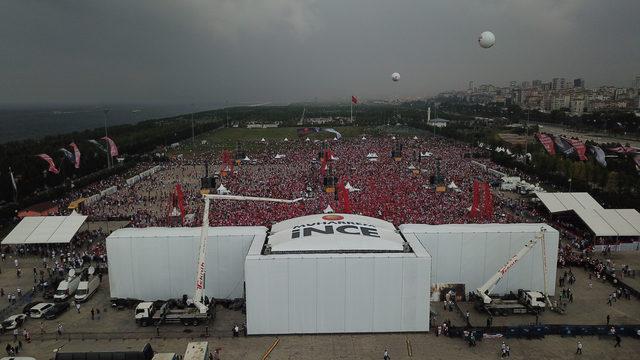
103, 109, 111, 169
191, 103, 195, 146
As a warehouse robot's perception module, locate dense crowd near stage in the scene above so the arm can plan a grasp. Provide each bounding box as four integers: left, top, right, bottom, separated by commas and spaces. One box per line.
50, 134, 542, 228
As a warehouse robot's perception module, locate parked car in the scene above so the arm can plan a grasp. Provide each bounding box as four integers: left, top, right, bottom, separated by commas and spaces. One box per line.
29, 303, 54, 318
0, 314, 27, 330
22, 301, 41, 315
44, 302, 70, 320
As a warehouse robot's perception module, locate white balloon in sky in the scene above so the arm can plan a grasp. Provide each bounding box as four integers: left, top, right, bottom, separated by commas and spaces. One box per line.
478, 31, 495, 48
391, 72, 401, 82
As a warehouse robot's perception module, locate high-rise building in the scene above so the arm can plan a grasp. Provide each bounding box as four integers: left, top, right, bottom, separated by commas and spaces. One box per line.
521, 81, 530, 89
573, 78, 585, 88
468, 81, 474, 91
635, 75, 640, 89
510, 81, 517, 89
532, 80, 542, 88
552, 78, 561, 90
560, 78, 567, 90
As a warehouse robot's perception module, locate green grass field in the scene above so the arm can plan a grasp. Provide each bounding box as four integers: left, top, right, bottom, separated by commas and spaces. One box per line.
168, 125, 430, 155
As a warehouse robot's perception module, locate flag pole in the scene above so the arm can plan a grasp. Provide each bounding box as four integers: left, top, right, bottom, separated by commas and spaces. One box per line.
9, 166, 18, 202
350, 96, 353, 123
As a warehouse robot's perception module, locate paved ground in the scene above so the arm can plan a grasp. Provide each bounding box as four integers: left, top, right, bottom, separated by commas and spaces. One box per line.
0, 254, 638, 359
10, 332, 640, 359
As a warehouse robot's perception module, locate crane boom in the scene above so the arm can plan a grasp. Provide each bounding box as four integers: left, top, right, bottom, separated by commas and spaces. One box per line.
193, 194, 303, 314
475, 229, 545, 304
193, 197, 210, 314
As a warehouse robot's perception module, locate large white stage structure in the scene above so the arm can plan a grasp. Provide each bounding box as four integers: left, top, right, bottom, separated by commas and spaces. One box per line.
245, 214, 431, 335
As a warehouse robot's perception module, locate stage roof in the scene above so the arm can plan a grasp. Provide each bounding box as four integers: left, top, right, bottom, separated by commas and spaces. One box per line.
2, 215, 88, 245
268, 213, 404, 253
535, 192, 640, 237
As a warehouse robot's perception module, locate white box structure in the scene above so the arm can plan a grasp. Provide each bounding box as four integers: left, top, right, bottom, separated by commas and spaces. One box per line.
245, 214, 431, 335
107, 226, 267, 300
399, 223, 559, 300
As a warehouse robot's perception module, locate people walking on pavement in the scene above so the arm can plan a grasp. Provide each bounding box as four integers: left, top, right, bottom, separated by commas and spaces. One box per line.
614, 335, 621, 347
91, 308, 95, 320
576, 341, 582, 354
383, 349, 390, 360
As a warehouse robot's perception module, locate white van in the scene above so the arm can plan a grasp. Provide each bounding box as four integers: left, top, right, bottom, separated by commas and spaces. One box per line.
54, 269, 82, 302
29, 302, 54, 318
75, 267, 100, 303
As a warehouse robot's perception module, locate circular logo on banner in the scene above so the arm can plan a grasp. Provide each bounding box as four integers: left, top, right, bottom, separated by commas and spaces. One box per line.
322, 214, 344, 221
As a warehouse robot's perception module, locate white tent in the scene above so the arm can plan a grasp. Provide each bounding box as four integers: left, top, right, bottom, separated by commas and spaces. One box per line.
305, 137, 311, 142
2, 215, 88, 245
284, 138, 289, 142
260, 138, 266, 142
391, 136, 396, 140
217, 184, 230, 195
361, 136, 367, 140
274, 154, 286, 159
243, 156, 251, 162
333, 137, 338, 141
323, 205, 334, 213
344, 182, 360, 192
331, 155, 339, 160
413, 136, 419, 140
420, 152, 432, 157
366, 153, 379, 162
447, 181, 460, 192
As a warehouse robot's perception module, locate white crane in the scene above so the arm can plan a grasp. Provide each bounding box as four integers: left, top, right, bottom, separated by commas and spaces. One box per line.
193, 194, 304, 314
475, 228, 546, 305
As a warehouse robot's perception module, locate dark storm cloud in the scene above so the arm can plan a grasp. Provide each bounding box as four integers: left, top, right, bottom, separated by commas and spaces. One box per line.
1, 0, 638, 105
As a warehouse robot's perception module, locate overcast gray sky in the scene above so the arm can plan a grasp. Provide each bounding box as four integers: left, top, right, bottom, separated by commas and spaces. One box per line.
1, 0, 638, 105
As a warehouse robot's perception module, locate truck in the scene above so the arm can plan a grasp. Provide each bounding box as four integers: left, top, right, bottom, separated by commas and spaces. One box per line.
135, 197, 214, 327
135, 300, 213, 326
135, 194, 301, 327
75, 266, 100, 303
53, 269, 82, 302
473, 229, 560, 316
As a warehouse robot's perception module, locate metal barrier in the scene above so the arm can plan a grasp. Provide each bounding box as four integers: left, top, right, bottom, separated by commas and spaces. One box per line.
449, 324, 640, 339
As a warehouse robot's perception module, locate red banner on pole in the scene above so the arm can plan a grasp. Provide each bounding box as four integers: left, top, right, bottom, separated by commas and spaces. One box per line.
535, 133, 556, 155
36, 154, 60, 174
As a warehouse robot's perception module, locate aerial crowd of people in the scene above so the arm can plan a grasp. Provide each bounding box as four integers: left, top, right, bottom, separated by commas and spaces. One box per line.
51, 134, 541, 229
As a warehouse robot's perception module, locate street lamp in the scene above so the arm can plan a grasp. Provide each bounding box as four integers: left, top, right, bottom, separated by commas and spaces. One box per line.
191, 103, 195, 145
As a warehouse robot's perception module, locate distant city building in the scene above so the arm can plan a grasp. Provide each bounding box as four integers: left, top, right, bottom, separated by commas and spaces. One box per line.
521, 81, 530, 89
468, 81, 474, 91
570, 99, 585, 116
635, 75, 640, 89
573, 78, 585, 88
532, 80, 542, 88
510, 81, 517, 89
552, 78, 560, 90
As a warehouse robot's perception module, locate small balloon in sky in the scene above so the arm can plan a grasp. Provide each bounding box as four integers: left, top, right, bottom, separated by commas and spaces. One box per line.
478, 31, 495, 48
391, 72, 401, 82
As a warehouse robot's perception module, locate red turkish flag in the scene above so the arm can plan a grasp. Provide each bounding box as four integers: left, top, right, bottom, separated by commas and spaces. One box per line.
351, 95, 358, 104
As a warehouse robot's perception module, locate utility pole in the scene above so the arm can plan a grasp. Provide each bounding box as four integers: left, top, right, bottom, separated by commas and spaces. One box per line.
191, 103, 195, 145
103, 109, 111, 169
525, 109, 529, 156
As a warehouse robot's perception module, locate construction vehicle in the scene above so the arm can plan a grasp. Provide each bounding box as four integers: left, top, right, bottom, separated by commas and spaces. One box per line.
135, 196, 214, 326
474, 228, 562, 316
136, 194, 302, 327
